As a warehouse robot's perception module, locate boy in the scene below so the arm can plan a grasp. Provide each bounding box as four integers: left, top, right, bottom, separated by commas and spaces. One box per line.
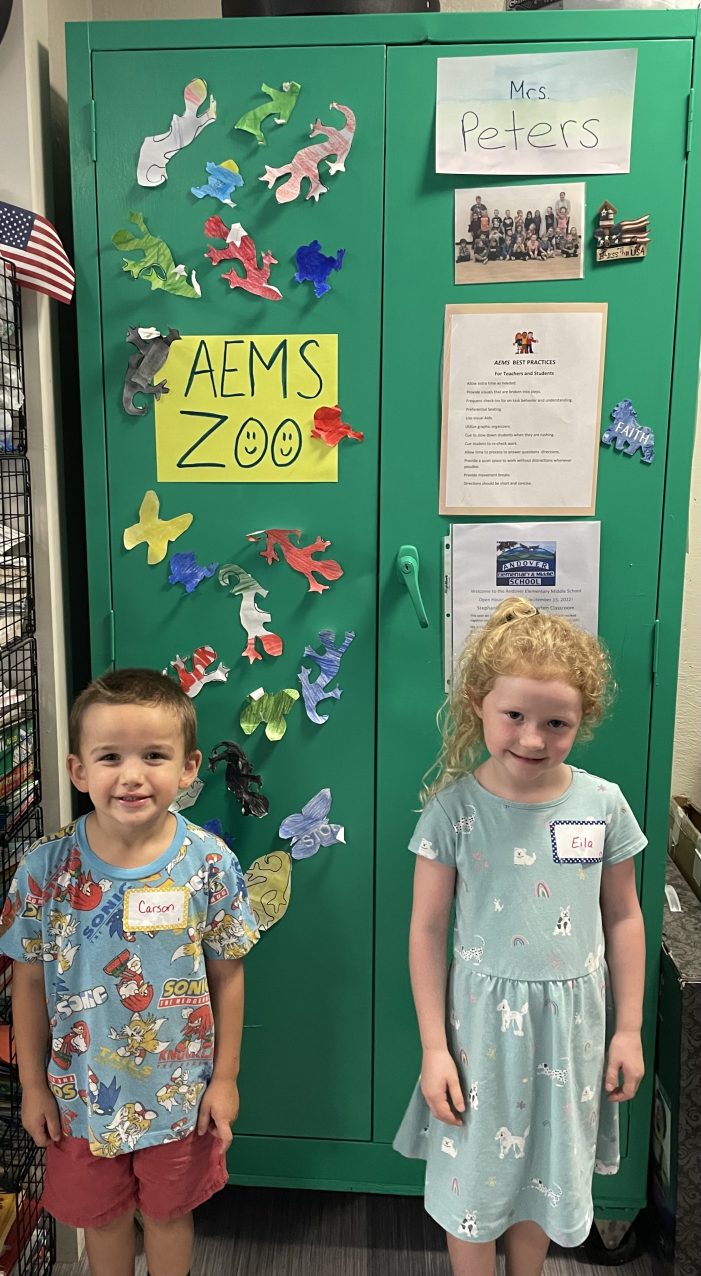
0, 669, 259, 1276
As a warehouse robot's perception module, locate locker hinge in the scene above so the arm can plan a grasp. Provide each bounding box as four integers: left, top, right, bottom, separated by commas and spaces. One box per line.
652, 618, 660, 679
108, 609, 115, 667
687, 89, 695, 156
89, 100, 97, 162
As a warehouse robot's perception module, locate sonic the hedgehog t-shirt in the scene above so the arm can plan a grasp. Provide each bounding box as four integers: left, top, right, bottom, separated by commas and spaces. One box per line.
0, 815, 258, 1156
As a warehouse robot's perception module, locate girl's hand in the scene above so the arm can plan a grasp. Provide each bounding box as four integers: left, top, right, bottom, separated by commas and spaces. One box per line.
605, 1030, 644, 1102
420, 1048, 465, 1126
197, 1077, 239, 1150
21, 1082, 61, 1147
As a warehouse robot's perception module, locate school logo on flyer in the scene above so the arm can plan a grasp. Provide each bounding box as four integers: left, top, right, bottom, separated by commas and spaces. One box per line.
496, 541, 556, 587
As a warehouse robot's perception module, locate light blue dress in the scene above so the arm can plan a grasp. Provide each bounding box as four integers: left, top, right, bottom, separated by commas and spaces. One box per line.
394, 768, 646, 1247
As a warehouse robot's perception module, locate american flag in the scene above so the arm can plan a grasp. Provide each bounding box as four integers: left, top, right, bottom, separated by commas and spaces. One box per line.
0, 201, 74, 304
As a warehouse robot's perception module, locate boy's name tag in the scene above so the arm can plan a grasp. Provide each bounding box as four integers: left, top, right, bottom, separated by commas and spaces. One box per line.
123, 885, 189, 932
550, 820, 606, 865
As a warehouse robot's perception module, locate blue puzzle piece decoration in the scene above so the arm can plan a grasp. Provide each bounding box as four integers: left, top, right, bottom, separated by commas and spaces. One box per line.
201, 817, 234, 849
298, 629, 355, 725
168, 551, 218, 594
191, 160, 244, 208
294, 240, 345, 299
600, 399, 655, 464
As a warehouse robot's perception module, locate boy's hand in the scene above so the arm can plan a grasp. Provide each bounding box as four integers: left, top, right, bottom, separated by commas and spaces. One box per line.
21, 1082, 61, 1147
420, 1048, 465, 1126
197, 1077, 239, 1150
605, 1030, 645, 1102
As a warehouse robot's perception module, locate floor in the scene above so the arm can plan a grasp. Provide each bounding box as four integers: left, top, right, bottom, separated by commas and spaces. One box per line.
53, 1186, 656, 1276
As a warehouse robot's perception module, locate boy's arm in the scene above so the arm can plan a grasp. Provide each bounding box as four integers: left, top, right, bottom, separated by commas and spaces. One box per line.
12, 961, 61, 1145
198, 957, 245, 1150
600, 857, 646, 1101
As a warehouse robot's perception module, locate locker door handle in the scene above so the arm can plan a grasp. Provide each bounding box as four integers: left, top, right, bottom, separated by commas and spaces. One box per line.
396, 545, 429, 629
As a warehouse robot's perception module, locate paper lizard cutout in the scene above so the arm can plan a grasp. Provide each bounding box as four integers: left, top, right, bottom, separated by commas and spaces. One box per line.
311, 405, 363, 446
123, 490, 193, 566
294, 242, 345, 299
204, 217, 282, 301
246, 528, 344, 594
240, 687, 299, 741
165, 645, 229, 698
218, 563, 283, 663
235, 81, 301, 145
191, 160, 243, 207
112, 213, 201, 299
298, 630, 355, 724
259, 102, 356, 204
137, 77, 216, 187
123, 326, 181, 417
168, 551, 218, 594
208, 741, 269, 818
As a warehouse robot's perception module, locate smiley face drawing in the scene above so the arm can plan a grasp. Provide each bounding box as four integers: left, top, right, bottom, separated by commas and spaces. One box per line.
234, 418, 268, 468
271, 418, 302, 468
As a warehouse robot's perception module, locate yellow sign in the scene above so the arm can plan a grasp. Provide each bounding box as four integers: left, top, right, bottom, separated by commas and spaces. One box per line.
155, 333, 338, 483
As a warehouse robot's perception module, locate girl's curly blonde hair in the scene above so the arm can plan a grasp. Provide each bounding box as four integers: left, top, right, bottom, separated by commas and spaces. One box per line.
423, 597, 614, 801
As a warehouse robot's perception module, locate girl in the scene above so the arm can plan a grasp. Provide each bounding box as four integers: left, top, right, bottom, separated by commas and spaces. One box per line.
394, 599, 646, 1276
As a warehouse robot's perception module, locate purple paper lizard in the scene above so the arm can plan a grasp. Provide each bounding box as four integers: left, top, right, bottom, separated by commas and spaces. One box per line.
298, 629, 355, 724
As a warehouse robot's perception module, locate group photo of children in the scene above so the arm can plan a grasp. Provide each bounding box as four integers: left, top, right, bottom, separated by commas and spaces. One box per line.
455, 182, 585, 285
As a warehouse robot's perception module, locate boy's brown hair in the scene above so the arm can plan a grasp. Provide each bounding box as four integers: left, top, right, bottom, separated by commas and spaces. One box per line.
69, 668, 197, 756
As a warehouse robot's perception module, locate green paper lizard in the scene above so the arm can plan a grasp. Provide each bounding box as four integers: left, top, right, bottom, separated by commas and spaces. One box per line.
112, 211, 201, 299
235, 81, 301, 145
240, 688, 299, 741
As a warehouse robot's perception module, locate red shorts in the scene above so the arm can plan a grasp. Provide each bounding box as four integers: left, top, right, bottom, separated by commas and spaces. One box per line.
42, 1130, 228, 1228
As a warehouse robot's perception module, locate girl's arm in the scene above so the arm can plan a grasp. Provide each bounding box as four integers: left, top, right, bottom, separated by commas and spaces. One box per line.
600, 858, 646, 1101
12, 961, 61, 1145
409, 857, 465, 1125
198, 957, 245, 1149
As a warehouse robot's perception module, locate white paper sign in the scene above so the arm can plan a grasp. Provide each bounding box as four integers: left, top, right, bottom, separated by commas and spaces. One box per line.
436, 49, 637, 175
441, 303, 607, 516
444, 520, 600, 689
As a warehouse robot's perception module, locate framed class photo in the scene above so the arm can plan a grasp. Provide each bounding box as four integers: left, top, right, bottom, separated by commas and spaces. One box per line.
454, 183, 585, 285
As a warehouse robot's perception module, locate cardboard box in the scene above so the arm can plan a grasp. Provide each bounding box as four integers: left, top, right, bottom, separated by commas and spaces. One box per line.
668, 797, 701, 903
649, 860, 701, 1276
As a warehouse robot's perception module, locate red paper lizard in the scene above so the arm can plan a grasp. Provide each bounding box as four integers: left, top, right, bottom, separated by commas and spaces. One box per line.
246, 528, 343, 594
204, 216, 282, 301
311, 405, 364, 447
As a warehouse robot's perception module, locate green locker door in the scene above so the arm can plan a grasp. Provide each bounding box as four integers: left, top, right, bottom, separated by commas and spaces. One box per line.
85, 41, 386, 1141
375, 31, 693, 1211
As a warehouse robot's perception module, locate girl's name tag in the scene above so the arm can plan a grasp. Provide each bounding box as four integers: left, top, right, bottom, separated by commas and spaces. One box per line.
123, 886, 189, 932
550, 820, 606, 865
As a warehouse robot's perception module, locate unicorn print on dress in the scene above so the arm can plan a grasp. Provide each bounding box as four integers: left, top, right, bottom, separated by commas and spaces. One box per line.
494, 898, 504, 912
441, 1137, 458, 1157
580, 1085, 595, 1102
553, 906, 572, 937
514, 847, 536, 866
584, 943, 603, 972
497, 999, 529, 1036
468, 1081, 479, 1110
495, 1125, 530, 1158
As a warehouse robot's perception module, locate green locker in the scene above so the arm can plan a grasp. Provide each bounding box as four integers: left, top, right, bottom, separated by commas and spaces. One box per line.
66, 9, 700, 1213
